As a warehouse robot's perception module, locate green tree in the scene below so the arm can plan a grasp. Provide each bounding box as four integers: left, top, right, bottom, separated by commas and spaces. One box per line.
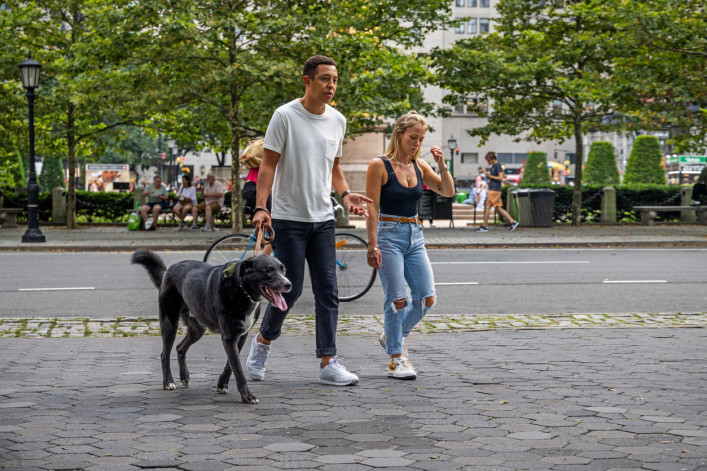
432, 0, 633, 225
519, 152, 551, 187
1, 0, 161, 228
125, 0, 452, 230
610, 0, 706, 153
39, 156, 65, 192
585, 142, 620, 186
623, 135, 666, 185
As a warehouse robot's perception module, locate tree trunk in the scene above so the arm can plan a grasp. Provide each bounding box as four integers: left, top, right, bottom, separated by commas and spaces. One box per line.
571, 122, 584, 226
66, 103, 77, 229
230, 122, 243, 233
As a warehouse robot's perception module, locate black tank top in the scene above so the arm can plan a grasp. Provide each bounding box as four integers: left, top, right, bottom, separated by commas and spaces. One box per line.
379, 157, 423, 217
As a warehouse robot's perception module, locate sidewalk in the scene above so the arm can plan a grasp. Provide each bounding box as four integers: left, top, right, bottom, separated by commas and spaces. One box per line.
0, 221, 705, 251
1, 329, 705, 470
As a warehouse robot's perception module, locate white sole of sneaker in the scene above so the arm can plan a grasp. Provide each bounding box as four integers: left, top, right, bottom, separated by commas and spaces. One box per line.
319, 378, 359, 386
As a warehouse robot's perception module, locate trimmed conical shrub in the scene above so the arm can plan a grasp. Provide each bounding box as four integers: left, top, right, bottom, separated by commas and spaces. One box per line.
585, 141, 620, 185
520, 151, 551, 187
623, 135, 666, 185
39, 156, 66, 192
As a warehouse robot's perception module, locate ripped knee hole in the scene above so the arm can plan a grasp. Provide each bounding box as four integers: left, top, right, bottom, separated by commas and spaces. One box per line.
424, 296, 435, 308
393, 299, 406, 310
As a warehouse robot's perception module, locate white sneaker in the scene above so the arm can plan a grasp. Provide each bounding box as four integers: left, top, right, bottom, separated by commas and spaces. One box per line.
201, 223, 212, 232
178, 221, 187, 231
388, 357, 417, 380
246, 336, 270, 381
379, 332, 407, 357
189, 223, 199, 231
319, 357, 359, 386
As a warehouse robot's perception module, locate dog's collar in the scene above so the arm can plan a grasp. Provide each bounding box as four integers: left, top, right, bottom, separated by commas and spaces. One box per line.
223, 261, 237, 278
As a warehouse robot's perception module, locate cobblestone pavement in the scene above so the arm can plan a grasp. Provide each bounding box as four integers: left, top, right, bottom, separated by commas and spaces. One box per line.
0, 328, 706, 470
1, 312, 706, 338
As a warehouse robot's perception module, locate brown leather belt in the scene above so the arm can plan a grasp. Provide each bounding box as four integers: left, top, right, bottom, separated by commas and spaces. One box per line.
379, 216, 423, 225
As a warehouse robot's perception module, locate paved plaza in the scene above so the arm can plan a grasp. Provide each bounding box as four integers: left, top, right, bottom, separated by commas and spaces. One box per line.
1, 327, 706, 470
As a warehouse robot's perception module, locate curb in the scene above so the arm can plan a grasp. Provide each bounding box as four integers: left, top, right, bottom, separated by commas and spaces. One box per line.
2, 312, 705, 338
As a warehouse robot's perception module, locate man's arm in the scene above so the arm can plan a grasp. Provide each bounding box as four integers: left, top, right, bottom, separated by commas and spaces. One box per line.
252, 148, 280, 230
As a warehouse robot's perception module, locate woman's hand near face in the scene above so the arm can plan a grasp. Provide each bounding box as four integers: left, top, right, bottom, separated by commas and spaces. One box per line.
430, 145, 446, 168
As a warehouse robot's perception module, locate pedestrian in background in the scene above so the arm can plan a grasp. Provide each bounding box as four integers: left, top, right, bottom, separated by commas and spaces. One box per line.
475, 152, 519, 232
365, 111, 455, 380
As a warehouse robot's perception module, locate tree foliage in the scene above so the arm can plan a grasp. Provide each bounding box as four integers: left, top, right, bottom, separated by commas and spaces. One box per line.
0, 150, 26, 190
610, 0, 707, 152
585, 142, 620, 186
431, 0, 632, 225
623, 135, 666, 185
520, 152, 551, 187
118, 0, 453, 230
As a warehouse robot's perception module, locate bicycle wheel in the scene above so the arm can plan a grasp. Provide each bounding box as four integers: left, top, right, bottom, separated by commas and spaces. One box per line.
334, 232, 377, 302
203, 233, 258, 266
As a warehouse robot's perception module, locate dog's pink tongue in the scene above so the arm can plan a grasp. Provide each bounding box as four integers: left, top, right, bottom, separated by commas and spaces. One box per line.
272, 291, 287, 311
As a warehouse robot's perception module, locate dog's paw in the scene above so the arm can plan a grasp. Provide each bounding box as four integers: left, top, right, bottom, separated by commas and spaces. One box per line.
181, 380, 190, 387
216, 387, 229, 394
164, 382, 177, 390
241, 396, 259, 405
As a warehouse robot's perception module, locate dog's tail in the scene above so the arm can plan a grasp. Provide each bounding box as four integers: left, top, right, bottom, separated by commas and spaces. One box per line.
131, 248, 166, 289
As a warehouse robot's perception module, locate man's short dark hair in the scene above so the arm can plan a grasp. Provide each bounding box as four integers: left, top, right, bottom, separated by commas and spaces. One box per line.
303, 55, 337, 80
485, 151, 497, 161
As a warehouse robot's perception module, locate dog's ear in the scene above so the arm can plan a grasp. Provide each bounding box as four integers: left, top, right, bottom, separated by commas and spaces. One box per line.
223, 261, 238, 278
238, 257, 254, 279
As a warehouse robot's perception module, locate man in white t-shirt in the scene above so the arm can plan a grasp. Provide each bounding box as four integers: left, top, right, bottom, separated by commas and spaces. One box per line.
246, 55, 372, 387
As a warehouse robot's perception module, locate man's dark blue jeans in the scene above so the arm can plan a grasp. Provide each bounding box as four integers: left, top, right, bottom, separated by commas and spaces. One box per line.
259, 218, 338, 358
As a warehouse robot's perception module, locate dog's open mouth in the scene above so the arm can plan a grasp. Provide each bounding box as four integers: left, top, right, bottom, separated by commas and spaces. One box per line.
260, 286, 288, 311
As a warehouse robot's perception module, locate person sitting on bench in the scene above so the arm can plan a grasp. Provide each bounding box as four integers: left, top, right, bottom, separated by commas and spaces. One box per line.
692, 167, 707, 206
190, 173, 224, 231
139, 176, 169, 231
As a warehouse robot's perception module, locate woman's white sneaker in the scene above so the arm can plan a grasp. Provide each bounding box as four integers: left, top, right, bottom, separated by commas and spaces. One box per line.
387, 357, 416, 380
319, 357, 359, 386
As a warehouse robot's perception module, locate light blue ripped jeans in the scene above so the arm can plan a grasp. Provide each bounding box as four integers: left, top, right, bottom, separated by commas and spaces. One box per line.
377, 213, 436, 355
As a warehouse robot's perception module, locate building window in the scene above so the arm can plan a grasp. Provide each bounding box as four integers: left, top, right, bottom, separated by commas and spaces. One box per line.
455, 0, 465, 6
480, 0, 489, 7
468, 0, 477, 6
462, 153, 479, 164
479, 18, 490, 33
454, 20, 465, 34
454, 101, 466, 114
468, 18, 477, 34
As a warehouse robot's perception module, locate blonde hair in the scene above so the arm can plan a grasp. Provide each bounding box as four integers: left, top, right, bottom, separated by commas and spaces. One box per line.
384, 111, 428, 162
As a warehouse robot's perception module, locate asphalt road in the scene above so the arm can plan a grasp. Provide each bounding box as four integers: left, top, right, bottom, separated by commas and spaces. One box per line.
1, 248, 705, 318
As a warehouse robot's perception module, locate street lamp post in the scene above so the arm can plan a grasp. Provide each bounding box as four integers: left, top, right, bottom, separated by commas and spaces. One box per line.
19, 57, 45, 243
447, 136, 458, 177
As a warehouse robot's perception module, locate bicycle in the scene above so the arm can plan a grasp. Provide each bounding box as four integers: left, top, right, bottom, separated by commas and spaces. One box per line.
203, 200, 376, 302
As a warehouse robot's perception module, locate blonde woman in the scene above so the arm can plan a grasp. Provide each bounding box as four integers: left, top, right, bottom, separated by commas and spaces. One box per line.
365, 111, 455, 380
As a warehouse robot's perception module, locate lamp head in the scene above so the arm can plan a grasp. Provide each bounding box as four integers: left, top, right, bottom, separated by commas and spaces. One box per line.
19, 58, 41, 90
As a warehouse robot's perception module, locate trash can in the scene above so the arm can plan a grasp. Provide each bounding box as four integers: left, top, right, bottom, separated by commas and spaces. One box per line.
515, 189, 534, 226
529, 189, 556, 227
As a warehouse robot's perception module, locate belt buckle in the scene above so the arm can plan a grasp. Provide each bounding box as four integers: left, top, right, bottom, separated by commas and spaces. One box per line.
398, 217, 405, 224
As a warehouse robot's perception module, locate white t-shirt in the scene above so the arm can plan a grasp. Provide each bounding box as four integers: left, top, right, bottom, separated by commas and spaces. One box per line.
263, 99, 346, 222
203, 180, 225, 207
176, 186, 197, 207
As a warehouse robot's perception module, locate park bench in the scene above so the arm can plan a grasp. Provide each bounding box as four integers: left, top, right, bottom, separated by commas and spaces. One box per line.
633, 205, 707, 226
0, 208, 22, 229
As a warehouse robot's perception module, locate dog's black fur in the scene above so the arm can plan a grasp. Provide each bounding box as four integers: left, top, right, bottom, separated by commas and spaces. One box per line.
131, 249, 291, 404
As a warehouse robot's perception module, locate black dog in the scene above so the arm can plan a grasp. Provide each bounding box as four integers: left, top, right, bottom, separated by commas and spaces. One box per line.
131, 249, 291, 404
